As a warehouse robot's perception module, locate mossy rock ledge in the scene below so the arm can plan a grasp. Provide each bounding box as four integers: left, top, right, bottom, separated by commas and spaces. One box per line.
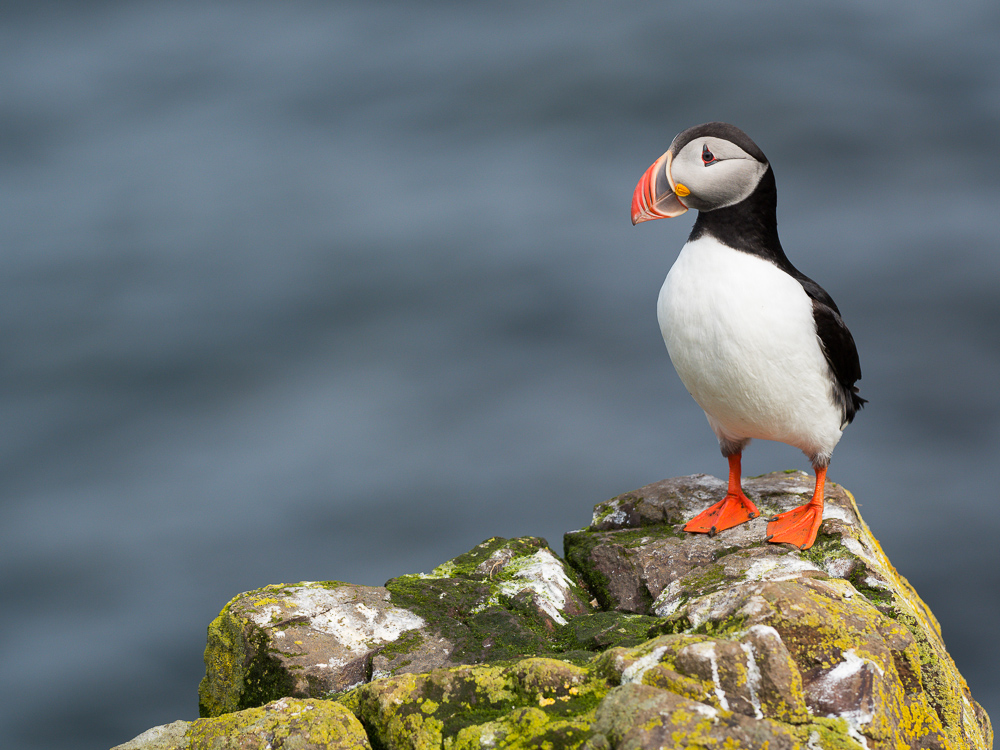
114, 472, 992, 750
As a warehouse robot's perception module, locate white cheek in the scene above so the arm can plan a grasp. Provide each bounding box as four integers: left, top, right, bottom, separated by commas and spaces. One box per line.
692, 160, 764, 207
670, 150, 702, 190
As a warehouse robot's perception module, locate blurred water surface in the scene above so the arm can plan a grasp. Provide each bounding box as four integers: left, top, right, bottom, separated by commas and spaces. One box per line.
1, 2, 998, 748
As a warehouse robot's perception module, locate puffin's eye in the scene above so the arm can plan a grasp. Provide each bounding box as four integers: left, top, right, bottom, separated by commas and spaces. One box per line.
701, 144, 718, 165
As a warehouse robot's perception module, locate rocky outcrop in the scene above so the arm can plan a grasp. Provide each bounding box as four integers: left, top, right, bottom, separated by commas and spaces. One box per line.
196, 535, 596, 717
565, 472, 992, 749
114, 473, 992, 750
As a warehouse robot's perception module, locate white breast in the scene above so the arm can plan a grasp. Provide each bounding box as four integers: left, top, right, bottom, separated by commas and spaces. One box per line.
657, 235, 843, 463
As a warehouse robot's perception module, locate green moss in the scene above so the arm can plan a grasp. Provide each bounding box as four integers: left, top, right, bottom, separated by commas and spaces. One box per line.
559, 612, 660, 652
450, 706, 596, 749
348, 658, 611, 749
198, 606, 248, 717
614, 526, 685, 547
353, 665, 518, 744
188, 698, 371, 749
436, 536, 549, 580
684, 561, 727, 591
334, 685, 362, 715
689, 614, 749, 638
197, 603, 296, 718
647, 614, 693, 638
563, 532, 616, 611
384, 537, 602, 670
590, 498, 628, 526
846, 570, 895, 608
239, 629, 296, 711
888, 605, 957, 733
464, 606, 554, 661
372, 628, 425, 665
796, 532, 851, 568
512, 659, 606, 713
388, 571, 490, 612
802, 717, 868, 750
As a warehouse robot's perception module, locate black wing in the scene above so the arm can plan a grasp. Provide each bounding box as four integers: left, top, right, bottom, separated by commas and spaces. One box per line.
796, 273, 866, 424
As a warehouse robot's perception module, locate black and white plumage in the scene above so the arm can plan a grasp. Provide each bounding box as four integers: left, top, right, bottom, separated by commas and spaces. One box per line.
631, 122, 864, 549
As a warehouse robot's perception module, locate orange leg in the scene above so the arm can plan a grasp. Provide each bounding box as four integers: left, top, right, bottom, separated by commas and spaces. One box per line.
684, 453, 760, 536
766, 465, 826, 550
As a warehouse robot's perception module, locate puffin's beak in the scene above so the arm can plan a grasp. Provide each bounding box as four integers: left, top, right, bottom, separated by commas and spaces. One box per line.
631, 150, 689, 225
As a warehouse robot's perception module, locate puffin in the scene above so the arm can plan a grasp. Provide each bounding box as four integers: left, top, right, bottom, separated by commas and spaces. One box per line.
631, 122, 864, 550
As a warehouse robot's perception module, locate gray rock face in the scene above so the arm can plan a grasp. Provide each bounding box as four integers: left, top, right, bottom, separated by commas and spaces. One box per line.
198, 536, 594, 716
567, 472, 992, 750
116, 473, 992, 750
564, 472, 873, 617
592, 682, 803, 750
197, 580, 427, 716
384, 535, 596, 667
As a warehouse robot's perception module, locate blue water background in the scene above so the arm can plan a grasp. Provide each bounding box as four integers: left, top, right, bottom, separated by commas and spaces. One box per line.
2, 3, 998, 748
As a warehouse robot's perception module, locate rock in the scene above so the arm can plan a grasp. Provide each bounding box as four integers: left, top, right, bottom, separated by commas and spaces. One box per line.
561, 611, 662, 652
111, 698, 369, 750
341, 657, 607, 749
591, 631, 810, 721
197, 580, 425, 716
198, 535, 594, 716
566, 471, 993, 750
111, 721, 190, 750
589, 682, 804, 750
382, 535, 595, 669
118, 473, 992, 750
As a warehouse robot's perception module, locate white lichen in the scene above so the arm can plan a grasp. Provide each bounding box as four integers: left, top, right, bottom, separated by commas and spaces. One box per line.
823, 556, 856, 579
651, 580, 686, 617
496, 548, 575, 625
746, 623, 783, 642
245, 585, 425, 669
424, 560, 458, 579
821, 504, 855, 524
620, 645, 669, 684
689, 702, 719, 719
742, 554, 823, 582
740, 641, 765, 719
594, 498, 628, 527
810, 648, 887, 749
684, 641, 729, 711
841, 537, 879, 569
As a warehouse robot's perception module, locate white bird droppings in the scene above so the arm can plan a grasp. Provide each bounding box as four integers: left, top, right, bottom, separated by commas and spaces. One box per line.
246, 585, 425, 668
497, 549, 574, 625
740, 642, 765, 719
684, 641, 729, 711
620, 645, 669, 684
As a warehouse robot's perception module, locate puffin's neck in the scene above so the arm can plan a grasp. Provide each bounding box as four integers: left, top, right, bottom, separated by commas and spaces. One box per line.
687, 167, 794, 270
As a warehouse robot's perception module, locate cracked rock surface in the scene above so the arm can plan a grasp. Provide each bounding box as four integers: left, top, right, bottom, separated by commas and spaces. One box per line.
196, 535, 594, 717
116, 473, 992, 750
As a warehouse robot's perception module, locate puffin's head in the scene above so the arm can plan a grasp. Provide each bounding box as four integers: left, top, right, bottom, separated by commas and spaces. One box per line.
631, 122, 770, 224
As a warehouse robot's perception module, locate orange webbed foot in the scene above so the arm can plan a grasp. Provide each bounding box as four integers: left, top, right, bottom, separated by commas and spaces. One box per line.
766, 466, 828, 550
684, 491, 759, 536
765, 501, 823, 549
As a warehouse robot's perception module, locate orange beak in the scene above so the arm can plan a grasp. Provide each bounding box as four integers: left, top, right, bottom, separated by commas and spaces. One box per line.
631, 150, 689, 225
